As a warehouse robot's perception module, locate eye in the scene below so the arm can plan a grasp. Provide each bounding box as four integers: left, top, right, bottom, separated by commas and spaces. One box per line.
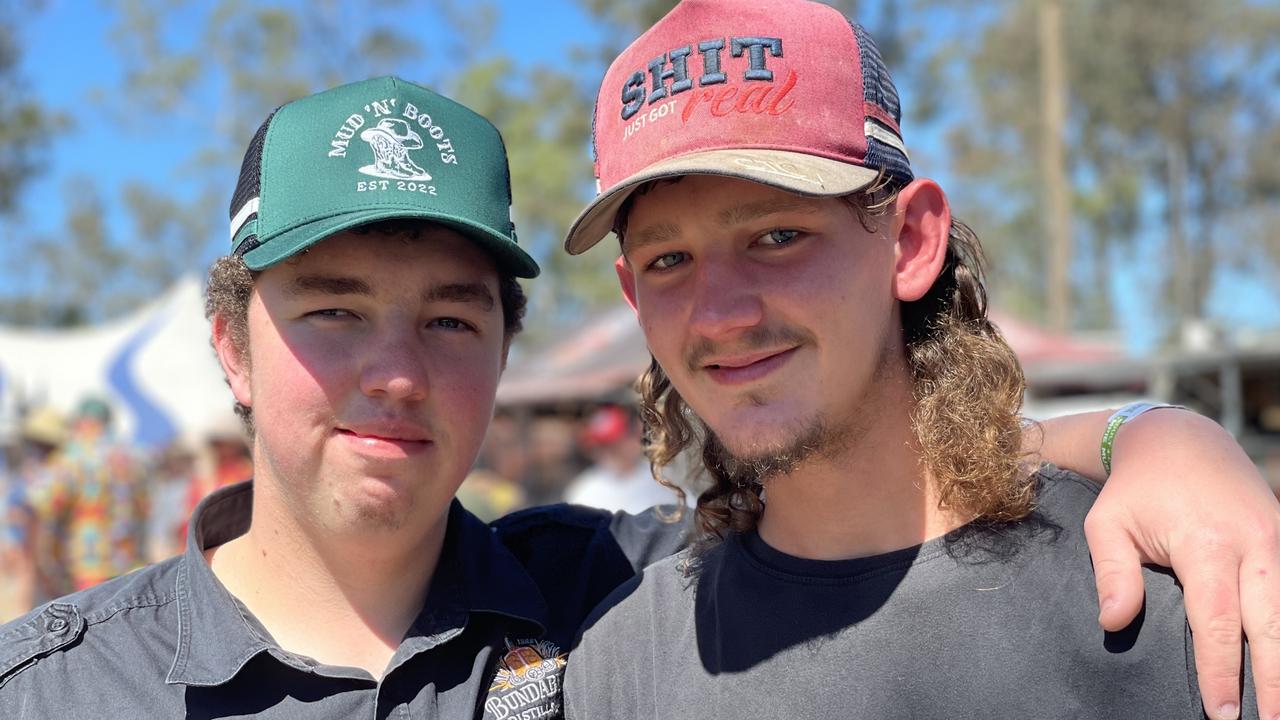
306, 308, 358, 320
431, 317, 476, 332
647, 251, 688, 271
758, 229, 800, 246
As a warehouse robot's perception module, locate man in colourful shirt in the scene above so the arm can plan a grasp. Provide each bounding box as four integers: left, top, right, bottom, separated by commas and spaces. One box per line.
26, 397, 148, 594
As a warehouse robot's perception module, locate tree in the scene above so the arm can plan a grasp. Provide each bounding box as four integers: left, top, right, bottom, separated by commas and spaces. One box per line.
0, 0, 73, 324
934, 0, 1280, 336
0, 1, 63, 217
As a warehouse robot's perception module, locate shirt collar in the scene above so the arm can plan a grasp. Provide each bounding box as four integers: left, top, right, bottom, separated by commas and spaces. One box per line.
433, 499, 548, 631
166, 481, 270, 686
166, 483, 548, 686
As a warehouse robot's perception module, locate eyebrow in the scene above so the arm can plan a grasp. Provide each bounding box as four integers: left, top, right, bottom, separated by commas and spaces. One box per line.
423, 283, 495, 311
283, 276, 494, 311
622, 222, 682, 256
284, 275, 373, 297
622, 197, 821, 256
716, 198, 820, 227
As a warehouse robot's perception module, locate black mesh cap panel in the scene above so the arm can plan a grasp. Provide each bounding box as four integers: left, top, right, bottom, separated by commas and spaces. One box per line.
229, 108, 279, 220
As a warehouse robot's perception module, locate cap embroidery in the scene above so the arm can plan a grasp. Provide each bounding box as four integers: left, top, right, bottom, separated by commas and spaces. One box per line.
359, 118, 432, 180
620, 35, 787, 129
327, 96, 461, 196
732, 156, 824, 188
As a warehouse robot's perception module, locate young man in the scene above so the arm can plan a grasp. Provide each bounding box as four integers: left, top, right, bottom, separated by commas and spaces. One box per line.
0, 76, 598, 718
562, 2, 1275, 718
0, 75, 1270, 719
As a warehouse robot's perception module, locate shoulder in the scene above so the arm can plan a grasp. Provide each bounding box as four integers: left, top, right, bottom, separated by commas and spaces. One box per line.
1035, 462, 1102, 496
577, 548, 699, 644
0, 557, 181, 693
491, 503, 645, 644
494, 502, 688, 573
1030, 463, 1104, 524
564, 550, 697, 719
494, 502, 616, 539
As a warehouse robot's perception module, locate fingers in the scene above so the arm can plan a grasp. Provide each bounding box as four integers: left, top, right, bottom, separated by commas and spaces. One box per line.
1177, 540, 1245, 720
1082, 508, 1146, 631
1241, 543, 1280, 720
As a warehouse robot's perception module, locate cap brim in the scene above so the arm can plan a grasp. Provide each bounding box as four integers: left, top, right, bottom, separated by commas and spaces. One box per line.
243, 207, 540, 278
564, 149, 883, 255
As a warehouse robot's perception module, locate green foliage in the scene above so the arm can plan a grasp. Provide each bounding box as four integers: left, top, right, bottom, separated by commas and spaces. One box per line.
0, 1, 65, 217
932, 0, 1280, 335
3, 0, 427, 326
3, 0, 1275, 340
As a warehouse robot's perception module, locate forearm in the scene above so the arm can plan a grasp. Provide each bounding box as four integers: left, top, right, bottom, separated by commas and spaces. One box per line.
1030, 406, 1219, 483
1024, 409, 1110, 481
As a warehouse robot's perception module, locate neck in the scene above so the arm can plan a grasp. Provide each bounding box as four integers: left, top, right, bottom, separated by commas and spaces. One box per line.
206, 483, 448, 679
756, 367, 966, 561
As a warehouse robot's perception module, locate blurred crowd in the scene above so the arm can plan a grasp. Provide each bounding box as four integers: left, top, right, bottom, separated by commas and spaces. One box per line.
0, 398, 252, 622
0, 397, 691, 622
459, 403, 694, 523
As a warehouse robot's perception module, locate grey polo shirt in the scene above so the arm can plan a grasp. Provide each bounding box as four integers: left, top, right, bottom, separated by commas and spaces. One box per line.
0, 482, 571, 719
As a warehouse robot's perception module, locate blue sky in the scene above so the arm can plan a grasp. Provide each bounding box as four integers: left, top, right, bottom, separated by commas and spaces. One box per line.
10, 0, 1278, 351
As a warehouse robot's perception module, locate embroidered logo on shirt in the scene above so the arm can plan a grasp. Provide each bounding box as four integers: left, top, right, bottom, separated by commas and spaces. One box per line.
482, 638, 567, 720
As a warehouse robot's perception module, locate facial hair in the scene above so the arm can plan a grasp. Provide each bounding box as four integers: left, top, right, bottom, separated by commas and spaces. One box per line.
700, 334, 896, 488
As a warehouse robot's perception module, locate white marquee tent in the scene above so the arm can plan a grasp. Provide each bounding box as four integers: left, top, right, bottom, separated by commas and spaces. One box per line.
0, 277, 235, 449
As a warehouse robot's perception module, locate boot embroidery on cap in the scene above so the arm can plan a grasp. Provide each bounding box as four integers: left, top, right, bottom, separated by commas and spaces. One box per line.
326, 96, 462, 195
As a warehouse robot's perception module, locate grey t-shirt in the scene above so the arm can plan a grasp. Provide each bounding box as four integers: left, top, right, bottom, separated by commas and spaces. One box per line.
564, 466, 1258, 719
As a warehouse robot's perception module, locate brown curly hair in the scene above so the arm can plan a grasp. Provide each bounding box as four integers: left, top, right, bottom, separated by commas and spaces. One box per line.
624, 174, 1032, 548
205, 220, 528, 436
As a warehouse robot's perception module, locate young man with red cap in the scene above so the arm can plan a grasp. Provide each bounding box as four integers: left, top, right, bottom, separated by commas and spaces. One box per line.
563, 2, 1275, 718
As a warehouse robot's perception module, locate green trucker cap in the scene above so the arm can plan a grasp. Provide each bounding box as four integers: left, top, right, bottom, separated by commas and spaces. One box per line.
228, 76, 539, 278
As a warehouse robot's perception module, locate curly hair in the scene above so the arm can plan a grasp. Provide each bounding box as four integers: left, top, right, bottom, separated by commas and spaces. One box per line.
205, 220, 528, 436
627, 174, 1032, 548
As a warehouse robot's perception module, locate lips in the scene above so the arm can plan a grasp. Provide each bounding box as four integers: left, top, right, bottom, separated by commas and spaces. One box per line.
340, 421, 430, 443
336, 421, 432, 457
703, 346, 799, 385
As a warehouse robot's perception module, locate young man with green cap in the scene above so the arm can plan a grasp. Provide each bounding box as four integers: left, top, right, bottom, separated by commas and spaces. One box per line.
0, 76, 580, 718
0, 72, 1272, 720
562, 1, 1276, 718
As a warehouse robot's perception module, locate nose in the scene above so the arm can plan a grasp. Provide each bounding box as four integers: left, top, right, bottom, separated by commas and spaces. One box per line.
687, 253, 764, 340
359, 323, 429, 402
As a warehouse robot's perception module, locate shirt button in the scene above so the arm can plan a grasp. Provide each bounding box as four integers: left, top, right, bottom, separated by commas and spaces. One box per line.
47, 618, 69, 634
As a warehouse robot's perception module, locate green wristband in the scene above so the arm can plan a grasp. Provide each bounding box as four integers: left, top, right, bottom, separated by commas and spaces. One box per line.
1100, 402, 1182, 476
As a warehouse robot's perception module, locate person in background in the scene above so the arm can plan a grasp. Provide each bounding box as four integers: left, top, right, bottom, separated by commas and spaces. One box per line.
181, 416, 253, 542
25, 396, 148, 594
456, 467, 529, 522
565, 404, 684, 513
147, 440, 197, 562
0, 407, 65, 618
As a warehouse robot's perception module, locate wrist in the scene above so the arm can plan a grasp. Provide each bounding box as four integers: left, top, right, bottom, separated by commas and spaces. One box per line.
1101, 402, 1185, 476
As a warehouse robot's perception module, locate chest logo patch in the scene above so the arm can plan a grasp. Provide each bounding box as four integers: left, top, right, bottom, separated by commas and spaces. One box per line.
482, 638, 567, 720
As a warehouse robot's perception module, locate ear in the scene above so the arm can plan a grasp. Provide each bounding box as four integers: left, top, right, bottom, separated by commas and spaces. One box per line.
615, 255, 640, 315
891, 178, 951, 303
211, 312, 253, 409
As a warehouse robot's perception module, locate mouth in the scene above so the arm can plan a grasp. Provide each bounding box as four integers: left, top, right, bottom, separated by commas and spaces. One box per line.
703, 346, 799, 385
336, 423, 433, 457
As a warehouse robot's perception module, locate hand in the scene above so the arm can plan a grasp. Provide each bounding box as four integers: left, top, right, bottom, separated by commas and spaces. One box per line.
1084, 409, 1278, 720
